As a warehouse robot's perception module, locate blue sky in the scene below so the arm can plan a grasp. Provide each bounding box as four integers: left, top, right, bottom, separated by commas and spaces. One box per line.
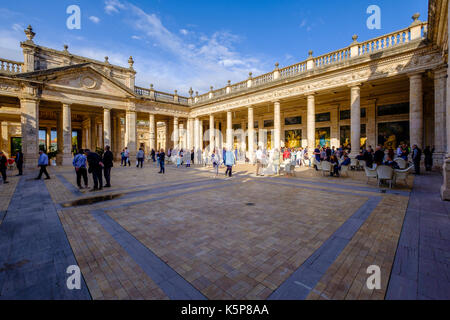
0, 0, 428, 95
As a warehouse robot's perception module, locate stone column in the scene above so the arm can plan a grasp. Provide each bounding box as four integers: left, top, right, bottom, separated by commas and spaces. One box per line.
209, 114, 215, 154
274, 101, 281, 150
366, 99, 377, 148
441, 3, 450, 200
307, 95, 315, 149
173, 117, 179, 151
20, 97, 40, 169
194, 118, 200, 152
149, 114, 156, 151
248, 107, 255, 162
199, 120, 204, 151
164, 120, 169, 152
98, 122, 103, 148
90, 116, 97, 150
61, 103, 72, 166
125, 110, 137, 158
241, 120, 247, 154
56, 111, 63, 165
46, 127, 51, 152
330, 106, 339, 148
227, 111, 233, 150
409, 73, 424, 148
103, 108, 111, 148
1, 122, 8, 156
350, 85, 361, 157
434, 68, 447, 167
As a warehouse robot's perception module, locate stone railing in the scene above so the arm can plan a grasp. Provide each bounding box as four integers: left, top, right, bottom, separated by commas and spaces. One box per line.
134, 86, 190, 105
191, 20, 428, 105
0, 58, 24, 74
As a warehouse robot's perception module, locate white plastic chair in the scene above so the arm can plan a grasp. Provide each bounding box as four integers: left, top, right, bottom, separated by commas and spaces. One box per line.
350, 158, 358, 170
393, 158, 407, 170
320, 161, 332, 176
358, 160, 366, 170
377, 165, 394, 189
340, 165, 350, 177
364, 165, 378, 184
394, 165, 414, 187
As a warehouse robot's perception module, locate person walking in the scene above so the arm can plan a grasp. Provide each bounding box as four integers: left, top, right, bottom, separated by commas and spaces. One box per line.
85, 149, 103, 191
424, 146, 434, 172
36, 150, 50, 180
225, 148, 236, 178
15, 149, 24, 176
273, 148, 281, 176
0, 151, 8, 184
211, 150, 220, 177
412, 144, 422, 175
73, 149, 88, 189
124, 147, 130, 167
136, 148, 145, 168
103, 145, 114, 188
158, 149, 166, 174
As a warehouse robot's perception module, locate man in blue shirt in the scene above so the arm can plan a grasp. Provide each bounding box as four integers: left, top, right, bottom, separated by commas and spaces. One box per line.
36, 150, 50, 180
73, 149, 88, 189
225, 148, 236, 178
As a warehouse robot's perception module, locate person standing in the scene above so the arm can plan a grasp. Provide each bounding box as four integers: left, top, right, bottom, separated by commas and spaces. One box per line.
103, 145, 114, 188
255, 147, 263, 176
0, 151, 8, 184
85, 149, 103, 191
73, 149, 88, 189
225, 148, 236, 178
36, 150, 50, 180
191, 149, 195, 165
412, 144, 422, 175
151, 149, 156, 163
273, 148, 281, 176
124, 147, 130, 167
424, 146, 434, 172
158, 149, 166, 174
15, 150, 24, 176
136, 148, 145, 168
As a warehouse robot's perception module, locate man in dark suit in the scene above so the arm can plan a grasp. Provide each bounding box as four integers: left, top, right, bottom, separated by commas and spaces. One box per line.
0, 151, 8, 184
15, 150, 24, 176
84, 149, 103, 191
102, 145, 114, 188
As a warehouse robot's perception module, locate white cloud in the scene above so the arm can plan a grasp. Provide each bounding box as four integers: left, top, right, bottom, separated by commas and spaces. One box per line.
100, 0, 270, 94
89, 16, 101, 24
12, 23, 24, 32
104, 0, 126, 15
131, 35, 141, 40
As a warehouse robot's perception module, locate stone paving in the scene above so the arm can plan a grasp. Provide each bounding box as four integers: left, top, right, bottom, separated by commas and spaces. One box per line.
0, 162, 448, 300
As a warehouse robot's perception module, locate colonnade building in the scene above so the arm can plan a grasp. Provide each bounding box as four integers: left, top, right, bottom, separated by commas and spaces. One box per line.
1, 1, 450, 198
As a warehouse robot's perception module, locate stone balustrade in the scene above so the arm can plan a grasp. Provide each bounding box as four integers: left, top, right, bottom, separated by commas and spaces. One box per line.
191, 21, 428, 105
134, 86, 190, 105
0, 59, 24, 74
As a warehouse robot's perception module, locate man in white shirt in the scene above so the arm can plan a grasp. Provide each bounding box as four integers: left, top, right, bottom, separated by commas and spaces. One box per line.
255, 147, 263, 176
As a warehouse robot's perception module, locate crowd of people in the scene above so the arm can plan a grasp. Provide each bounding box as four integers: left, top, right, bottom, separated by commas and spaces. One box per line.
0, 140, 437, 186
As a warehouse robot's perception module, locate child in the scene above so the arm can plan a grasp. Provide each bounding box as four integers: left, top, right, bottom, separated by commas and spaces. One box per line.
176, 154, 181, 168
211, 152, 219, 177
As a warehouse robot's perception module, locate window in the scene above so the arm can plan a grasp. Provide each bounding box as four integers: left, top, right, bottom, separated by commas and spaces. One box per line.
377, 103, 409, 117
285, 116, 302, 126
11, 137, 22, 154
315, 127, 330, 147
264, 120, 274, 128
316, 113, 330, 123
340, 125, 367, 148
339, 108, 366, 120
233, 124, 242, 130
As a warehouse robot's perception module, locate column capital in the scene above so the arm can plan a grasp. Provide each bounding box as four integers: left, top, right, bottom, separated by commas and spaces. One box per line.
407, 71, 424, 79
433, 67, 448, 79
348, 83, 362, 90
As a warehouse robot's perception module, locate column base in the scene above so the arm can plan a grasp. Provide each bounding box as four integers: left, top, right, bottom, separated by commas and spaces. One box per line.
433, 152, 445, 169
61, 155, 73, 167
440, 158, 450, 201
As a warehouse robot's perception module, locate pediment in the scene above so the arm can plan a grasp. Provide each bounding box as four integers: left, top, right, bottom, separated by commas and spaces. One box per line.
43, 66, 133, 98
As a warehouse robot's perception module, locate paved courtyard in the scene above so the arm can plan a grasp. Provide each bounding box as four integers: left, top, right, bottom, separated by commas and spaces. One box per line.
0, 162, 449, 300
